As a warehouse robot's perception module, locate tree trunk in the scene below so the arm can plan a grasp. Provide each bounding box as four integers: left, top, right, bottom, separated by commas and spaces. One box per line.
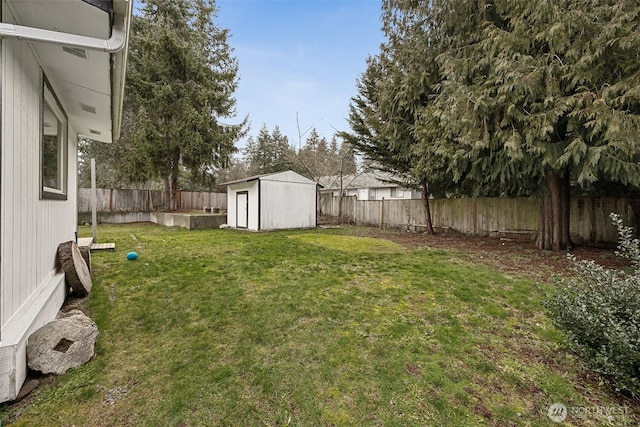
421, 179, 435, 235
561, 171, 572, 249
537, 182, 552, 250
537, 171, 572, 251
162, 177, 171, 210
171, 173, 179, 211
161, 175, 179, 211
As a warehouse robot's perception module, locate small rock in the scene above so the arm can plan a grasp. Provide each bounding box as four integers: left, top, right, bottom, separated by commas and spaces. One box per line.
15, 379, 40, 401
104, 386, 128, 405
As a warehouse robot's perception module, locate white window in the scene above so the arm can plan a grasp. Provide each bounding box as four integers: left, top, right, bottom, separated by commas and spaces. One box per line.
41, 77, 68, 200
390, 187, 404, 198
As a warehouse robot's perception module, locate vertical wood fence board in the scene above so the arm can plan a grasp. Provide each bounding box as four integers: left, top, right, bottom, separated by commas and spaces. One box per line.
78, 189, 227, 213
317, 193, 636, 244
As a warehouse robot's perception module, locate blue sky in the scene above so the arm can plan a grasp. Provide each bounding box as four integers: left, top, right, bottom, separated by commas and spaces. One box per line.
215, 0, 384, 150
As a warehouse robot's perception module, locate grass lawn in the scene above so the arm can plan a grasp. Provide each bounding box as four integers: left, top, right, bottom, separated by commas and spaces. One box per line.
1, 224, 636, 426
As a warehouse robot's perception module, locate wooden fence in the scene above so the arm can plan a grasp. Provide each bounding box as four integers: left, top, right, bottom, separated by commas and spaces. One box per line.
78, 188, 635, 244
78, 188, 227, 213
318, 194, 637, 244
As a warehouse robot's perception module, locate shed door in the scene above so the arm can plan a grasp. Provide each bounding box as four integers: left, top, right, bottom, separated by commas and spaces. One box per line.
236, 191, 248, 228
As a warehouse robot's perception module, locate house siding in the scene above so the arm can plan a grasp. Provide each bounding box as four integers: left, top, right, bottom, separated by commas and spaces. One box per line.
319, 173, 422, 201
349, 187, 419, 201
0, 6, 78, 400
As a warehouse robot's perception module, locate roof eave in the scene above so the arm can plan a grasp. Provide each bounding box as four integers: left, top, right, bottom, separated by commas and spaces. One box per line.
0, 0, 133, 143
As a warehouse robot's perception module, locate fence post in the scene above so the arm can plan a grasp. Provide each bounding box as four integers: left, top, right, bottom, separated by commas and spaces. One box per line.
381, 197, 385, 229
353, 195, 357, 225
473, 197, 478, 235
90, 159, 97, 243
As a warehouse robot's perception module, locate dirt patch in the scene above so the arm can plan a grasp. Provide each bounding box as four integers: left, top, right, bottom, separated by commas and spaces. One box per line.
340, 227, 630, 282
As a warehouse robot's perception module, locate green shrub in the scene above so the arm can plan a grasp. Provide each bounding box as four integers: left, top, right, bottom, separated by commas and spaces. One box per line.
546, 213, 640, 397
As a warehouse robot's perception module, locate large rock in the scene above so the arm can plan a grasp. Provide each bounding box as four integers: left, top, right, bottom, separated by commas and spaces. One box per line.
27, 310, 99, 375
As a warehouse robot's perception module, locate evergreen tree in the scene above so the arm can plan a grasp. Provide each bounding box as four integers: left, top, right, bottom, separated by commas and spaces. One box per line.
243, 124, 295, 175
327, 136, 357, 176
341, 0, 454, 233
433, 0, 640, 250
119, 0, 247, 209
348, 0, 640, 248
270, 126, 296, 172
336, 139, 357, 176
297, 128, 325, 179
294, 129, 356, 180
216, 157, 249, 186
240, 124, 354, 180
78, 138, 130, 188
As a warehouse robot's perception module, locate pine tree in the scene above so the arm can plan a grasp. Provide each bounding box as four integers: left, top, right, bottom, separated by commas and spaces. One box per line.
119, 0, 247, 209
341, 0, 455, 234
243, 124, 295, 175
337, 139, 357, 176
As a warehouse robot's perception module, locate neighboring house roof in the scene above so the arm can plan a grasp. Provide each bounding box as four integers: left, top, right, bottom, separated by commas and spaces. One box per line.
1, 0, 133, 142
223, 170, 322, 187
318, 172, 407, 190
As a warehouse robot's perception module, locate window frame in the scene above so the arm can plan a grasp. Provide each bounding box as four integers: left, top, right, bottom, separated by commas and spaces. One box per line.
40, 75, 68, 200
390, 187, 404, 198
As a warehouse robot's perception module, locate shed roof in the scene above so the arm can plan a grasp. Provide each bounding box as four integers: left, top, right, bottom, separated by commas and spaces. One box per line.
224, 170, 321, 187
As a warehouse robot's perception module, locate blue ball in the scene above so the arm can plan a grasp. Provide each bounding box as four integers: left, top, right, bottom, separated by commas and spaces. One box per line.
126, 251, 139, 260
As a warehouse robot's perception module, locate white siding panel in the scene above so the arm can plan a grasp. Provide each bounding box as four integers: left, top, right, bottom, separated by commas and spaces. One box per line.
247, 183, 259, 231
2, 38, 77, 327
0, 6, 79, 402
2, 36, 15, 327
260, 181, 316, 230
226, 189, 236, 228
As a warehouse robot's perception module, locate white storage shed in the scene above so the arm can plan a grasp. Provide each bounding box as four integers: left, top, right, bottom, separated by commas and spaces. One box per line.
225, 171, 319, 231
